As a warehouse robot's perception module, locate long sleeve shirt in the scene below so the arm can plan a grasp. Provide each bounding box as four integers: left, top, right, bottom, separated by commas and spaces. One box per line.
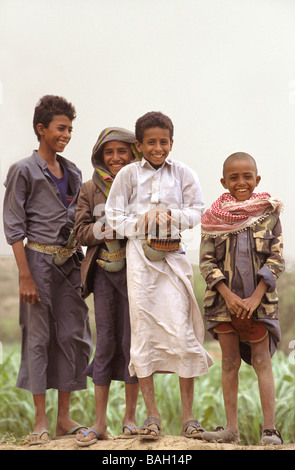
3, 151, 82, 246
199, 211, 285, 321
105, 157, 205, 239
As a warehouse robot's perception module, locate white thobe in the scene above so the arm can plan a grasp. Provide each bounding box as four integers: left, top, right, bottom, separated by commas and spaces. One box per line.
105, 157, 213, 377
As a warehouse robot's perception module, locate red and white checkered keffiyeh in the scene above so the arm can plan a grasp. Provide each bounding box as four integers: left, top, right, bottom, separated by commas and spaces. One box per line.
201, 192, 282, 236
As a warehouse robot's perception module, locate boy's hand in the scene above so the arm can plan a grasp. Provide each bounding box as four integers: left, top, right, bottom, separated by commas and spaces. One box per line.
216, 279, 268, 319
223, 291, 248, 317
102, 223, 117, 241
19, 275, 41, 305
241, 279, 268, 319
239, 296, 260, 319
12, 240, 41, 305
216, 281, 248, 317
137, 209, 174, 235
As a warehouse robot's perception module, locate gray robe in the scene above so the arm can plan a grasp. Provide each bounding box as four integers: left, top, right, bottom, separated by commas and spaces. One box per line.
3, 151, 92, 393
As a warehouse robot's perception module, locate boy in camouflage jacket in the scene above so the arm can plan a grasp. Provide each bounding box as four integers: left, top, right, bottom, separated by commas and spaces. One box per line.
199, 152, 284, 446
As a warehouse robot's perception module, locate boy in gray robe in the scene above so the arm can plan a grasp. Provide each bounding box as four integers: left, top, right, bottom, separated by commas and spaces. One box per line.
3, 95, 92, 444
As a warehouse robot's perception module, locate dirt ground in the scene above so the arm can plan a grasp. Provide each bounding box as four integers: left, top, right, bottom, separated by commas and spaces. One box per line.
0, 434, 294, 451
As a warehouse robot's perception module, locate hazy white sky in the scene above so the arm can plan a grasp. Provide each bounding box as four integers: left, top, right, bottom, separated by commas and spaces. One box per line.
1, 0, 295, 265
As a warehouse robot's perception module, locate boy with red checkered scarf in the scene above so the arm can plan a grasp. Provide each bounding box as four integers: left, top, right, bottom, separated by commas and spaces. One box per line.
199, 152, 284, 446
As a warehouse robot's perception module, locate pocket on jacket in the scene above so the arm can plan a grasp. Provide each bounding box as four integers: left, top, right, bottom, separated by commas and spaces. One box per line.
253, 230, 274, 254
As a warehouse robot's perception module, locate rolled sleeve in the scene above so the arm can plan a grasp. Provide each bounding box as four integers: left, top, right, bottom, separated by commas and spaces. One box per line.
257, 266, 277, 293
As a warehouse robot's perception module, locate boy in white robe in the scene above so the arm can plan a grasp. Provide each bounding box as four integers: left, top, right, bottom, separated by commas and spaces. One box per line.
105, 111, 213, 438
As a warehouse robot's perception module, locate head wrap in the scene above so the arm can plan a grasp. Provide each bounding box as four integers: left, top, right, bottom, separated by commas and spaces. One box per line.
201, 192, 283, 237
91, 127, 142, 197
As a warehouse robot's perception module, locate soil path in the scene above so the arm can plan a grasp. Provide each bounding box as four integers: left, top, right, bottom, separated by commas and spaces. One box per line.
0, 434, 294, 451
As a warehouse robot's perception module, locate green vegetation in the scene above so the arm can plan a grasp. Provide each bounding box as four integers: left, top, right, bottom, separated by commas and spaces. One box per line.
0, 348, 294, 445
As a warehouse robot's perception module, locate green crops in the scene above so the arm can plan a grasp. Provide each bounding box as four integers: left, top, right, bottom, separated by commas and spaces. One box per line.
0, 348, 294, 445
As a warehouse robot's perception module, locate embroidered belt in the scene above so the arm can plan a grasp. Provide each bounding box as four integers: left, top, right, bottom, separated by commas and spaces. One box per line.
26, 241, 77, 266
97, 246, 126, 262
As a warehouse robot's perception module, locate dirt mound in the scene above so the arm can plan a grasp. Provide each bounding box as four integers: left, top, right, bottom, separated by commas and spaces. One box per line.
0, 434, 294, 451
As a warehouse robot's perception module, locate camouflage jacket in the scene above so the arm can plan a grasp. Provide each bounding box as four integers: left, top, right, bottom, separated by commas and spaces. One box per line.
199, 211, 284, 321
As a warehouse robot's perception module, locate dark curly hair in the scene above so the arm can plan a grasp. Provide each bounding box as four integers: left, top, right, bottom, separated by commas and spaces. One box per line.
33, 95, 76, 141
135, 111, 174, 143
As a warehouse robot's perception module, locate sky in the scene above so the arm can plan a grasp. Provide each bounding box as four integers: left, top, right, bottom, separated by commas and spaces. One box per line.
0, 0, 295, 267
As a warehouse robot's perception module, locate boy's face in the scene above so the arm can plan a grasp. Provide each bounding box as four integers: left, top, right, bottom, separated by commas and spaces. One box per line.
37, 114, 73, 153
102, 141, 133, 176
135, 127, 173, 169
221, 158, 261, 201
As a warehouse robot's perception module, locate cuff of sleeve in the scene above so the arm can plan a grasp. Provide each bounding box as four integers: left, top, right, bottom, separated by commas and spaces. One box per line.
206, 270, 227, 290
257, 266, 276, 292
170, 208, 196, 231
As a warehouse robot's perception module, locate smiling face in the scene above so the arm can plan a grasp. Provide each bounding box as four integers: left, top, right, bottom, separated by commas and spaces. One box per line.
102, 140, 133, 176
221, 157, 261, 201
135, 127, 173, 169
37, 114, 73, 154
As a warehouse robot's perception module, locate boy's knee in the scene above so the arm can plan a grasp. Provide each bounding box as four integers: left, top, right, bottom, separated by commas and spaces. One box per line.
222, 354, 241, 373
251, 351, 271, 371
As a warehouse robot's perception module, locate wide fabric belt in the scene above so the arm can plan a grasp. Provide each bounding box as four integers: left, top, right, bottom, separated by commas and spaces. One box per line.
26, 241, 77, 266
97, 246, 126, 262
96, 240, 126, 272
